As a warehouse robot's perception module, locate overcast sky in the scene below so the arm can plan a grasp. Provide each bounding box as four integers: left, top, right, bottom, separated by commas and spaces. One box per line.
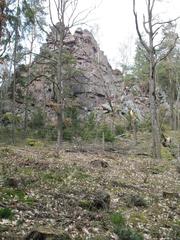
87, 0, 180, 67
49, 0, 180, 68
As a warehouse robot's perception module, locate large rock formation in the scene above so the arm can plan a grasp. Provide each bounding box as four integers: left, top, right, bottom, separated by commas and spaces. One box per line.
25, 24, 123, 119
14, 23, 154, 124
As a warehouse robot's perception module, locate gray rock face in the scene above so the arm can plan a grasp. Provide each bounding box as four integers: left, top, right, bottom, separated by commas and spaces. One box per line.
29, 25, 122, 115
14, 24, 155, 123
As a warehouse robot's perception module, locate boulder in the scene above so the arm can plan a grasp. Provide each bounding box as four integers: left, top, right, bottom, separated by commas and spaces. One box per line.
92, 191, 110, 210
5, 177, 20, 188
162, 192, 180, 199
90, 160, 109, 168
24, 227, 71, 240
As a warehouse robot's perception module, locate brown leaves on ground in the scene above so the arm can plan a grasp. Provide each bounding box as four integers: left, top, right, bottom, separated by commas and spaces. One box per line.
0, 143, 179, 240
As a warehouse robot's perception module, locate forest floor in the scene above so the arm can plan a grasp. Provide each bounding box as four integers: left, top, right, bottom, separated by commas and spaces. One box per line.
0, 131, 180, 240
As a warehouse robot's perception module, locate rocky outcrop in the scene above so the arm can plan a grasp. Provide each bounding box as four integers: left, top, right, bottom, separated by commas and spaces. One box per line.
25, 24, 123, 118
14, 23, 159, 123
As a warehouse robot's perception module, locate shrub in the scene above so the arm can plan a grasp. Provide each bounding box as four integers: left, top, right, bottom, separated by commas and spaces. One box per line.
169, 224, 180, 239
0, 208, 13, 219
1, 112, 21, 126
137, 117, 151, 132
63, 127, 74, 141
110, 211, 144, 240
126, 195, 148, 208
79, 199, 92, 210
63, 107, 81, 141
46, 126, 57, 141
115, 124, 126, 136
40, 125, 57, 141
26, 138, 43, 147
98, 124, 115, 142
115, 227, 143, 240
81, 126, 96, 141
160, 123, 171, 132
28, 108, 46, 129
161, 147, 173, 161
110, 212, 126, 227
81, 113, 97, 141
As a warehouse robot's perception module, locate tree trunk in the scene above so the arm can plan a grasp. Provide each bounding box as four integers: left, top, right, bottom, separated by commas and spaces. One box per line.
149, 63, 161, 159
24, 27, 35, 136
12, 0, 20, 144
56, 39, 64, 152
24, 87, 29, 136
177, 88, 180, 159
57, 112, 63, 146
148, 5, 161, 160
167, 63, 175, 130
169, 92, 174, 130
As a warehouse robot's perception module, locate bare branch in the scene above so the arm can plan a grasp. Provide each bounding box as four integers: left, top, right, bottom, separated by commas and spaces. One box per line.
152, 31, 159, 40
48, 0, 59, 34
68, 5, 95, 29
154, 35, 166, 50
152, 24, 163, 38
67, 0, 78, 27
53, 0, 59, 13
150, 0, 156, 13
157, 34, 179, 63
133, 0, 150, 55
152, 16, 180, 27
143, 15, 149, 34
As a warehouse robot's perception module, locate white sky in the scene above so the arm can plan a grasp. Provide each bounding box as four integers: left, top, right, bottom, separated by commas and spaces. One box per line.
48, 0, 180, 68
88, 0, 180, 67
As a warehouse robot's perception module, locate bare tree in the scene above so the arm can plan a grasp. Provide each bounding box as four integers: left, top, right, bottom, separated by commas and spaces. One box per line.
133, 0, 179, 159
48, 0, 94, 151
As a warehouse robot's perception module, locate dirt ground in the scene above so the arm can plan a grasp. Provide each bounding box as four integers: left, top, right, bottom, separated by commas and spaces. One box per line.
0, 137, 180, 239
